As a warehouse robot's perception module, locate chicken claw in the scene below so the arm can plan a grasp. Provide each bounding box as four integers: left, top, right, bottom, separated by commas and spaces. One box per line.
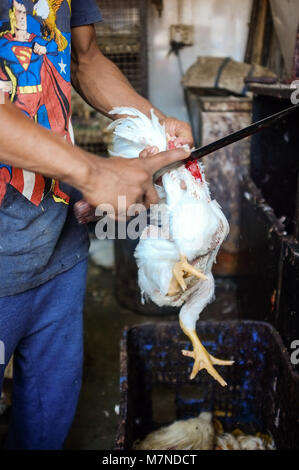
180, 321, 234, 386
168, 255, 207, 296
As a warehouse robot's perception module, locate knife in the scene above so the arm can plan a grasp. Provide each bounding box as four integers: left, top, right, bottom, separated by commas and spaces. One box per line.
74, 102, 299, 224
153, 102, 299, 181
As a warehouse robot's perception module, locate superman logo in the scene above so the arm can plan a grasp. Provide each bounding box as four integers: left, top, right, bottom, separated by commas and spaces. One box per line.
12, 46, 32, 71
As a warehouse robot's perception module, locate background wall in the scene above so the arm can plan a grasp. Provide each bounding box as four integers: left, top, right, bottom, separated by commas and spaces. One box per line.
148, 0, 253, 121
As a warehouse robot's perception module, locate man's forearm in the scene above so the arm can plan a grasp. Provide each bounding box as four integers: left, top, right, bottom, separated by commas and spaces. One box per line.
0, 99, 92, 192
71, 25, 166, 121
0, 98, 191, 212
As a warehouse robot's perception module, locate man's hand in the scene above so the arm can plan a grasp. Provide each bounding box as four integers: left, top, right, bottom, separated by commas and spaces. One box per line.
162, 117, 194, 147
80, 147, 190, 214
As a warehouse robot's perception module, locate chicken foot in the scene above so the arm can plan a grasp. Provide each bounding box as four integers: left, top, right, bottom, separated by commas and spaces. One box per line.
180, 320, 234, 386
168, 255, 207, 296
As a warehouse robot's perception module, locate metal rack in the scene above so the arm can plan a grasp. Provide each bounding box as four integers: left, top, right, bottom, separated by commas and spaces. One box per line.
95, 0, 148, 98
73, 0, 149, 154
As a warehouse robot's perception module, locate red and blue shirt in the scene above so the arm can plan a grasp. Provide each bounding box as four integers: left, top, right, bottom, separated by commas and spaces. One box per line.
0, 0, 102, 296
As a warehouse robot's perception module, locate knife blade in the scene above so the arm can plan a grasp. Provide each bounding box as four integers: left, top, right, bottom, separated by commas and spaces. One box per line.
153, 102, 299, 181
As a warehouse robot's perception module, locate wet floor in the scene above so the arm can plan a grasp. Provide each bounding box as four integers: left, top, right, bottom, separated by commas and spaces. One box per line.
0, 258, 239, 450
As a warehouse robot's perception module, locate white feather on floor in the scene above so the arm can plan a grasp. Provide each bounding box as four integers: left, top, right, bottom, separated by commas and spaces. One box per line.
133, 412, 215, 451
133, 413, 276, 451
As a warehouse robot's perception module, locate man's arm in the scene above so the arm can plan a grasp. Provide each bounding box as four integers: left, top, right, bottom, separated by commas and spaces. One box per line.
0, 99, 190, 209
71, 25, 193, 146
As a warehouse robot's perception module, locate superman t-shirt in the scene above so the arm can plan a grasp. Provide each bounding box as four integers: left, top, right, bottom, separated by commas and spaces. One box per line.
0, 0, 102, 297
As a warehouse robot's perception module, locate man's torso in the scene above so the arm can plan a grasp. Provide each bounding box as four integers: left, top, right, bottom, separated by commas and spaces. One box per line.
0, 0, 94, 296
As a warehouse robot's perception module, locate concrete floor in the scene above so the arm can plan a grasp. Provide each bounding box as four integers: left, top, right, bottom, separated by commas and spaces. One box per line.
0, 258, 239, 450
65, 261, 175, 450
65, 260, 239, 450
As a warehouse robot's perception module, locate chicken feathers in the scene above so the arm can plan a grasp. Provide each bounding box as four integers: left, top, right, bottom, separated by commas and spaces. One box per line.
133, 412, 214, 451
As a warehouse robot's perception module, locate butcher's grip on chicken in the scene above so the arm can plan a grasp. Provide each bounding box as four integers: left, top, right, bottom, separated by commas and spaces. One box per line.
108, 107, 234, 386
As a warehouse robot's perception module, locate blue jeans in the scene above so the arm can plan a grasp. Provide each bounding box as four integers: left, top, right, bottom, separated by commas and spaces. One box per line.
0, 260, 88, 450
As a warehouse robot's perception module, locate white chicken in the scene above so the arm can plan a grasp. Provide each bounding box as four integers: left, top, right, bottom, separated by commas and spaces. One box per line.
108, 108, 233, 386
132, 412, 276, 451
133, 412, 215, 451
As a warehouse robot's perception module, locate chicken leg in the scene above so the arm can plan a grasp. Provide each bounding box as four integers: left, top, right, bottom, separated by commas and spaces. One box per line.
168, 255, 207, 296
180, 320, 234, 386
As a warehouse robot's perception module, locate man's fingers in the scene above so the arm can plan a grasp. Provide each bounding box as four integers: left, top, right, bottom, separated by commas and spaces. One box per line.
139, 146, 159, 159
163, 118, 194, 145
144, 148, 191, 175
174, 136, 194, 147
140, 147, 190, 206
